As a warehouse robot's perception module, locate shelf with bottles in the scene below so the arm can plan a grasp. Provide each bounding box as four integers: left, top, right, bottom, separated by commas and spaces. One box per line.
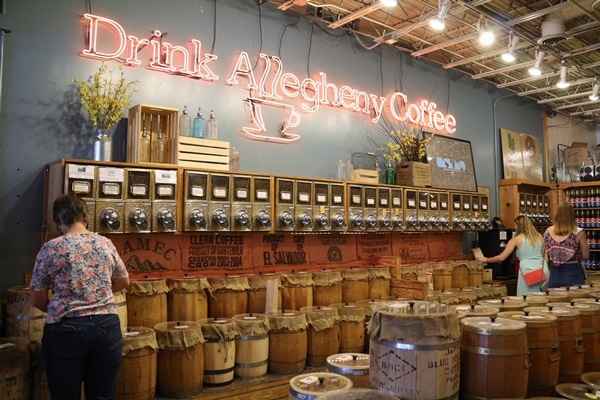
127, 104, 178, 164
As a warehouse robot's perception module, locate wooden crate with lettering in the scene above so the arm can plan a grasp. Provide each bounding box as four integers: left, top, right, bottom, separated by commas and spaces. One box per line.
176, 137, 230, 170
390, 278, 428, 300
396, 162, 432, 187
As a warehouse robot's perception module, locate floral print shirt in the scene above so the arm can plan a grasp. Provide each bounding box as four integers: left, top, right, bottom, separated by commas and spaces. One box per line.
29, 232, 128, 324
543, 228, 582, 267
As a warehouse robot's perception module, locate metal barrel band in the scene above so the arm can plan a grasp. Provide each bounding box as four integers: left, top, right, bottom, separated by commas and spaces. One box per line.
239, 333, 268, 341
235, 359, 268, 369
460, 344, 529, 356
374, 337, 459, 351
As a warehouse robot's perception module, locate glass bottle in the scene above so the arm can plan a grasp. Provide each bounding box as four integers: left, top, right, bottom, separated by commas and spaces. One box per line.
179, 105, 191, 137
337, 159, 345, 180
153, 115, 166, 163
230, 146, 240, 171
386, 161, 395, 184
345, 160, 354, 181
205, 109, 218, 140
139, 113, 151, 162
192, 107, 205, 138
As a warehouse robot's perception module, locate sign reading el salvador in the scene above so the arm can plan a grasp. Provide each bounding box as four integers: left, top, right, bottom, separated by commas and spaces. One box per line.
81, 14, 457, 143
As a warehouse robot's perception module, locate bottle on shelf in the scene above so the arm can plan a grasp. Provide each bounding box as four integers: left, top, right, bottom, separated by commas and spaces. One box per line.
139, 113, 151, 162
205, 109, 218, 140
385, 161, 395, 185
345, 160, 354, 181
336, 159, 345, 180
230, 146, 240, 171
153, 115, 166, 163
179, 105, 192, 137
192, 107, 205, 138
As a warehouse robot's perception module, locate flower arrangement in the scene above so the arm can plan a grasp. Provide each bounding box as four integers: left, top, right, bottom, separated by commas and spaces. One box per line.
374, 115, 433, 164
73, 62, 138, 130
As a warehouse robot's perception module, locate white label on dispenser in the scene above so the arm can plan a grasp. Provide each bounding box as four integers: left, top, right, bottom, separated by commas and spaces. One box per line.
419, 200, 427, 208
280, 191, 291, 201
236, 188, 248, 199
499, 231, 507, 240
408, 199, 416, 207
441, 200, 447, 208
392, 197, 401, 206
130, 184, 147, 196
298, 193, 310, 203
157, 185, 173, 197
213, 187, 227, 198
431, 201, 437, 208
99, 167, 124, 182
352, 195, 361, 204
256, 190, 268, 200
333, 195, 342, 204
71, 181, 91, 194
191, 186, 204, 197
102, 182, 120, 196
155, 170, 177, 184
68, 164, 95, 179
380, 198, 388, 206
317, 194, 326, 203
367, 198, 375, 206
464, 203, 470, 210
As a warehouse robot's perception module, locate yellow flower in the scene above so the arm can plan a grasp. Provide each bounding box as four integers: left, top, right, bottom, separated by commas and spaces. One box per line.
377, 127, 433, 163
73, 63, 138, 130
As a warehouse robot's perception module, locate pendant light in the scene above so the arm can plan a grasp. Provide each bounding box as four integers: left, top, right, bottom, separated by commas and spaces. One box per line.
555, 60, 570, 89
590, 81, 600, 101
429, 0, 451, 31
501, 33, 519, 63
528, 50, 545, 76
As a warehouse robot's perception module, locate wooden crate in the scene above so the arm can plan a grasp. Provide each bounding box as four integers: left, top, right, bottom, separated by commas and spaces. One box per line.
396, 162, 432, 187
127, 103, 179, 164
390, 278, 428, 300
177, 137, 230, 170
352, 168, 378, 183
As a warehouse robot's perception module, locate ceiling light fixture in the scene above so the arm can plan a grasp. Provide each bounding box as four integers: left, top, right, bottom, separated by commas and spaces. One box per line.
556, 60, 570, 89
429, 0, 451, 31
590, 81, 600, 101
478, 19, 494, 46
380, 0, 398, 6
528, 50, 545, 76
501, 33, 519, 63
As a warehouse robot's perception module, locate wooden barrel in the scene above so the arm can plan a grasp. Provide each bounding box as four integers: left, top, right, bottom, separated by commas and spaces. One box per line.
460, 316, 529, 399
0, 337, 31, 400
524, 306, 584, 384
114, 289, 128, 333
370, 301, 461, 400
312, 269, 343, 307
478, 297, 528, 312
246, 273, 281, 313
572, 299, 600, 372
356, 299, 387, 353
301, 306, 341, 366
280, 272, 313, 311
521, 293, 551, 307
437, 292, 460, 306
432, 267, 453, 292
498, 311, 560, 397
154, 321, 205, 397
368, 266, 391, 299
199, 318, 238, 387
126, 279, 169, 328
467, 261, 484, 287
331, 303, 365, 353
326, 353, 369, 388
267, 310, 308, 374
4, 285, 45, 342
315, 388, 400, 400
547, 287, 578, 302
207, 275, 250, 318
341, 268, 369, 303
451, 262, 470, 289
116, 326, 158, 400
166, 277, 210, 321
464, 285, 494, 301
548, 302, 600, 374
490, 283, 508, 298
444, 288, 478, 305
232, 313, 270, 378
289, 372, 353, 400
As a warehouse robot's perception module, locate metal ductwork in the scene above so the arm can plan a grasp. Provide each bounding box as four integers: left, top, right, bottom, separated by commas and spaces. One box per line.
538, 0, 596, 45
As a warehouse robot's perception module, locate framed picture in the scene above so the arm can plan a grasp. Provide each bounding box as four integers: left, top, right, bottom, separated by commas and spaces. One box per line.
426, 135, 478, 192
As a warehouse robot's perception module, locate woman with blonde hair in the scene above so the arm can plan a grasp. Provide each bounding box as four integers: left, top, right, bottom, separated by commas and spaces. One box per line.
476, 215, 548, 295
543, 201, 589, 288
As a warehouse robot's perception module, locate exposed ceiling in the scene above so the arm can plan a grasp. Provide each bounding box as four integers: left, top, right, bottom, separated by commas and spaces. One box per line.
265, 0, 600, 123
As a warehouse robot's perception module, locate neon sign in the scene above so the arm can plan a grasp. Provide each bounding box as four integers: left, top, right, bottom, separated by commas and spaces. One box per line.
81, 13, 457, 143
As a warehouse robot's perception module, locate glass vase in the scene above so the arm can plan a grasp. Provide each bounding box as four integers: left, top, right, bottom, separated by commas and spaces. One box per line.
93, 128, 112, 161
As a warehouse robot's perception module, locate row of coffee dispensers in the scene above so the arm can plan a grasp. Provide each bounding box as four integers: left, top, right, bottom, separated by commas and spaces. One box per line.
45, 161, 494, 235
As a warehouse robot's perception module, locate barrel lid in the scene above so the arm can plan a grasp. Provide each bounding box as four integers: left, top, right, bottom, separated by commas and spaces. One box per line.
581, 372, 600, 388
452, 304, 499, 318
573, 298, 600, 305
460, 316, 526, 332
555, 383, 600, 399
477, 298, 528, 310
547, 301, 600, 315
497, 311, 557, 324
523, 306, 580, 318
289, 372, 353, 397
315, 388, 399, 400
379, 301, 449, 315
326, 353, 369, 369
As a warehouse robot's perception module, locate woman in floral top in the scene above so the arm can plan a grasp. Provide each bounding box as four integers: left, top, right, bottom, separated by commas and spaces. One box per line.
30, 193, 130, 400
543, 201, 589, 288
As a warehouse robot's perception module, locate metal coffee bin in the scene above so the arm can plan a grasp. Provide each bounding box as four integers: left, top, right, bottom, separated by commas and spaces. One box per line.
124, 168, 152, 233
231, 174, 253, 231
183, 170, 209, 231
152, 169, 177, 233
295, 180, 314, 232
95, 166, 126, 234
251, 175, 273, 231
207, 172, 231, 231
347, 184, 365, 232
275, 177, 295, 231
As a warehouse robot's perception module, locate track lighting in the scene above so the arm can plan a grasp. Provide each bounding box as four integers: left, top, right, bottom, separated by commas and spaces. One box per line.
590, 81, 600, 101
528, 50, 545, 76
501, 33, 519, 63
429, 0, 451, 31
380, 0, 398, 6
478, 19, 494, 46
556, 61, 570, 89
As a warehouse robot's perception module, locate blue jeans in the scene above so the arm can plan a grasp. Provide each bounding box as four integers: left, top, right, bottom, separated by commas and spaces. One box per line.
548, 262, 586, 288
42, 314, 123, 400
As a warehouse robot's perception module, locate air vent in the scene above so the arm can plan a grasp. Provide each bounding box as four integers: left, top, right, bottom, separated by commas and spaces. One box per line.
537, 16, 567, 45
